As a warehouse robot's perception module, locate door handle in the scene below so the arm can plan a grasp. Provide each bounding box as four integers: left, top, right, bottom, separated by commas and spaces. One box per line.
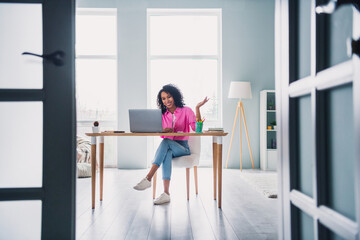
22, 50, 65, 66
316, 0, 360, 14
347, 38, 360, 57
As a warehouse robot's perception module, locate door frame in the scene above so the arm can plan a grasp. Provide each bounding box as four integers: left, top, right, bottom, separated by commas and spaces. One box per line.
275, 0, 360, 239
0, 0, 76, 239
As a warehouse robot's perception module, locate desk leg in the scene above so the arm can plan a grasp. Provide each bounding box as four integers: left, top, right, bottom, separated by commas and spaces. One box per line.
91, 137, 97, 209
153, 171, 157, 199
212, 137, 217, 200
99, 136, 104, 201
217, 137, 223, 208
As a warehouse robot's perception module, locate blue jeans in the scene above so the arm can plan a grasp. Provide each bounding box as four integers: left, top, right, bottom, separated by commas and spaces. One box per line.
153, 138, 190, 180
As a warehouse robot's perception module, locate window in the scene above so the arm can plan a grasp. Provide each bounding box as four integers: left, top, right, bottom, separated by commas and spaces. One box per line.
76, 8, 117, 167
147, 9, 222, 166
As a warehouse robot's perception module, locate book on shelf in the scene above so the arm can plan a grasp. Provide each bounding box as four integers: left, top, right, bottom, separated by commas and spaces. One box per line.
207, 127, 224, 132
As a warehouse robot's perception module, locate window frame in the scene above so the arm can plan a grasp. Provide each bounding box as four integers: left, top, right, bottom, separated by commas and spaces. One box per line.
146, 8, 222, 166
75, 8, 118, 167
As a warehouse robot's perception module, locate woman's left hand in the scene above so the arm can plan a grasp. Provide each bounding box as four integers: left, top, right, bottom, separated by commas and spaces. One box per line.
163, 128, 174, 133
196, 97, 209, 109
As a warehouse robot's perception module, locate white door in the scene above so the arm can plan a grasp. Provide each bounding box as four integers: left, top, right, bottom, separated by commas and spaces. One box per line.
0, 0, 76, 239
276, 0, 360, 239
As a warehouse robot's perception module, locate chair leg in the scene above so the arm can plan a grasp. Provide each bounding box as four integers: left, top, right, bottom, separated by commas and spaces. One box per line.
186, 168, 190, 200
194, 166, 198, 195
153, 171, 157, 199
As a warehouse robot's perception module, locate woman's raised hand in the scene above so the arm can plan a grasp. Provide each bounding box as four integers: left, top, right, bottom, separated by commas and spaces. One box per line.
196, 96, 209, 109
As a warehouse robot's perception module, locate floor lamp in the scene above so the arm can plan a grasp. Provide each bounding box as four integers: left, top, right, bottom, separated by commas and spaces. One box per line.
226, 81, 254, 170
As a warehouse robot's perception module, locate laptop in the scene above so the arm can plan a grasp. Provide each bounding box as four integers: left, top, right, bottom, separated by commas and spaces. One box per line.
129, 109, 163, 133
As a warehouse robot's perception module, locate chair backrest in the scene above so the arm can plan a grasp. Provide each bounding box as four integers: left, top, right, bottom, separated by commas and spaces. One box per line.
172, 136, 201, 168
188, 136, 201, 155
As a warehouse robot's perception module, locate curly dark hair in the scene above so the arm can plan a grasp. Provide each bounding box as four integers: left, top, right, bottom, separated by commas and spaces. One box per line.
157, 84, 185, 114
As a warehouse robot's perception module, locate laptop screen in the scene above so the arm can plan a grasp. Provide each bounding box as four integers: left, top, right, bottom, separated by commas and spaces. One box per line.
129, 109, 163, 133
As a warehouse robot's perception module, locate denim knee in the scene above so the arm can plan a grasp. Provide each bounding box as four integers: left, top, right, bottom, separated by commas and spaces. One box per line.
152, 139, 171, 166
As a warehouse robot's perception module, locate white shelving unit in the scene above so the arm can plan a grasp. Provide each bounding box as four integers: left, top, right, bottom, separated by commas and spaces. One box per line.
260, 90, 277, 171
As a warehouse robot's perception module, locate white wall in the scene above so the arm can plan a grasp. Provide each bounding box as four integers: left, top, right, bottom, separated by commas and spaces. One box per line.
77, 0, 275, 169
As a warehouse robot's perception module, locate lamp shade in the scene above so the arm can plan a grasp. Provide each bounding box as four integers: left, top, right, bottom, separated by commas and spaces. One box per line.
228, 81, 252, 99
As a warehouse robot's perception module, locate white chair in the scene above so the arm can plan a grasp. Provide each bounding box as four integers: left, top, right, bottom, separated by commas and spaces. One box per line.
153, 136, 201, 200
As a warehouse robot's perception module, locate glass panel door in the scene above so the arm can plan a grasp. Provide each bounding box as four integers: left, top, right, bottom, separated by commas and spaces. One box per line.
0, 3, 43, 89
0, 102, 43, 188
0, 0, 76, 239
276, 0, 360, 239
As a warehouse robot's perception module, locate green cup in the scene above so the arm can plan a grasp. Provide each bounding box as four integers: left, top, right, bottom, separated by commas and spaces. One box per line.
195, 122, 203, 133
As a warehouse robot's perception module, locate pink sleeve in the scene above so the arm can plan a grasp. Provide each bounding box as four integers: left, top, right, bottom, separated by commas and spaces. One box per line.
188, 108, 196, 131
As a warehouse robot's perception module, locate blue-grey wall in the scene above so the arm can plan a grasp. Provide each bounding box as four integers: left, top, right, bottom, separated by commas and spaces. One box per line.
77, 0, 275, 169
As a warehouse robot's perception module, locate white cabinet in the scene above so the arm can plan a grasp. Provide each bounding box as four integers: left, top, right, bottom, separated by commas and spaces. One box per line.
260, 90, 277, 171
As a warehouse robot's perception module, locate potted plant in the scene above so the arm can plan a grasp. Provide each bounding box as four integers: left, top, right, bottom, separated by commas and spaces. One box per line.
268, 99, 274, 110
270, 120, 277, 130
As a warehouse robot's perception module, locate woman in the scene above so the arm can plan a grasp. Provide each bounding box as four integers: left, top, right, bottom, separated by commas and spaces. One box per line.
133, 84, 208, 205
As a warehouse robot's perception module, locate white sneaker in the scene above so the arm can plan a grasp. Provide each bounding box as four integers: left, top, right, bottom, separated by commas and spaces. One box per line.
153, 192, 171, 205
133, 177, 151, 191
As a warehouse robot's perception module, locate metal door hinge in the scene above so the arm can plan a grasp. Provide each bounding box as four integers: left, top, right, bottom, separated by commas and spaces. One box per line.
351, 39, 360, 57
316, 0, 360, 14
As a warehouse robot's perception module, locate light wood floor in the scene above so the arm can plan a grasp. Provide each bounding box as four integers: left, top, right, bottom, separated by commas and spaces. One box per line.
76, 168, 278, 240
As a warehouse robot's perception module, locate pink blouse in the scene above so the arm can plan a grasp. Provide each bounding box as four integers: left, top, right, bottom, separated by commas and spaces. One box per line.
161, 106, 196, 140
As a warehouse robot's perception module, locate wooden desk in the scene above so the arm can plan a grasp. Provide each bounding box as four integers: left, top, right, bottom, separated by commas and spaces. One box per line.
85, 132, 228, 209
